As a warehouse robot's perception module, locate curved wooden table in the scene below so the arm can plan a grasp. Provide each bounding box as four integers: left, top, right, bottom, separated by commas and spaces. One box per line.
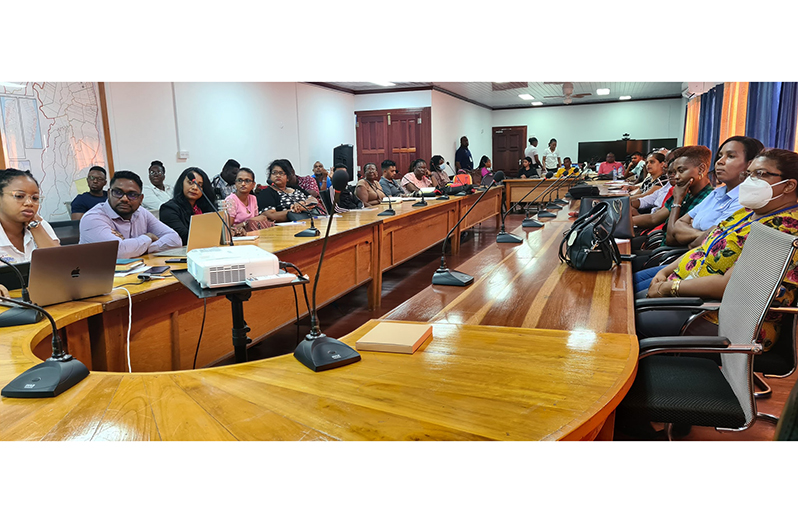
0, 190, 639, 441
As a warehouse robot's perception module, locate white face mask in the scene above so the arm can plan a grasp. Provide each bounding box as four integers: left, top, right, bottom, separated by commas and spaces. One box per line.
738, 176, 789, 209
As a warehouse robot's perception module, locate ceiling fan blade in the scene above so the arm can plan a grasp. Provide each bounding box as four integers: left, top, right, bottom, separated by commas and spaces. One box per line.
544, 95, 563, 98
572, 93, 592, 98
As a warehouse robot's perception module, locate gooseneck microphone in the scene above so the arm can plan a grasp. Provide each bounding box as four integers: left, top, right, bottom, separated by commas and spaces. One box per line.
0, 258, 44, 327
269, 182, 320, 237
1, 296, 90, 397
294, 169, 361, 372
187, 172, 235, 246
530, 174, 572, 221
432, 180, 497, 287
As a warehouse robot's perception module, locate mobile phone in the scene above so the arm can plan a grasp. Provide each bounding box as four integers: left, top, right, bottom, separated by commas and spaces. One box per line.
165, 258, 186, 263
144, 266, 171, 275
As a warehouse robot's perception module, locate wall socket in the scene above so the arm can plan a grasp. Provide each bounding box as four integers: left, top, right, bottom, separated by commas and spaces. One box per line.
177, 150, 190, 160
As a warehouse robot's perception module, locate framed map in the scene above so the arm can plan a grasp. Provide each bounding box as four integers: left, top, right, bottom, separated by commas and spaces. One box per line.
0, 82, 110, 221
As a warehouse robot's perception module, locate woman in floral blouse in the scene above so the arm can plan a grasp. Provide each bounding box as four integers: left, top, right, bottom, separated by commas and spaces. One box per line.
638, 148, 798, 350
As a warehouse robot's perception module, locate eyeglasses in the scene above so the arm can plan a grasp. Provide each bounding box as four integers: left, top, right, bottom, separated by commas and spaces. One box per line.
148, 170, 163, 176
87, 175, 106, 183
271, 171, 286, 178
743, 170, 782, 180
110, 188, 142, 200
7, 191, 42, 204
235, 178, 254, 185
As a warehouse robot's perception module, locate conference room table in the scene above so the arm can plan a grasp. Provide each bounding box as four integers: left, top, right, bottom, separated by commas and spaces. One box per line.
0, 183, 638, 441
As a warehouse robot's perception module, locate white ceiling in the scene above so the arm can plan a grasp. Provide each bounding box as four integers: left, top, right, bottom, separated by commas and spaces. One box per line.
316, 82, 684, 109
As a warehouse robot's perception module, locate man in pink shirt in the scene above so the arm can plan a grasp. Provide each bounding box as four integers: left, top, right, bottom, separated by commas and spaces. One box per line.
596, 152, 625, 179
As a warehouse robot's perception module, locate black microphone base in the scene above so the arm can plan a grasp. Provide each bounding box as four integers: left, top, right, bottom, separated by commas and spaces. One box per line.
412, 201, 428, 207
537, 210, 557, 218
545, 203, 563, 210
522, 218, 544, 228
435, 195, 450, 200
554, 198, 568, 205
0, 305, 44, 328
1, 358, 89, 398
294, 333, 361, 372
497, 231, 523, 243
432, 268, 474, 287
295, 227, 321, 237
377, 208, 396, 216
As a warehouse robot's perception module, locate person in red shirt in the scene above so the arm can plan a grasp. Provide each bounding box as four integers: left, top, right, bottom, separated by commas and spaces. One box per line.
596, 152, 625, 178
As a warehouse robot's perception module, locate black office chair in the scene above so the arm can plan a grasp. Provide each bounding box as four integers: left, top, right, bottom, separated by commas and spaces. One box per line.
775, 376, 798, 440
319, 189, 333, 214
48, 219, 81, 245
618, 222, 798, 440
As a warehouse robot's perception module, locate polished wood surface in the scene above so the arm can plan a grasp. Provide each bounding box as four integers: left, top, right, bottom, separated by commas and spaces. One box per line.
0, 187, 639, 441
384, 203, 636, 335
502, 178, 559, 210
0, 318, 637, 441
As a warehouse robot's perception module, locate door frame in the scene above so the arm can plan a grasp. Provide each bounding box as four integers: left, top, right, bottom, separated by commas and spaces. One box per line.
492, 125, 527, 175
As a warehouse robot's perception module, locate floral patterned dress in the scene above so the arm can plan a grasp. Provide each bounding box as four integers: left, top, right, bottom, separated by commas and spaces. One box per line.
668, 205, 798, 350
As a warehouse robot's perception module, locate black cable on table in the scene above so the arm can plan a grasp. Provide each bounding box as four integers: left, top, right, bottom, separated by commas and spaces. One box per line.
192, 297, 207, 370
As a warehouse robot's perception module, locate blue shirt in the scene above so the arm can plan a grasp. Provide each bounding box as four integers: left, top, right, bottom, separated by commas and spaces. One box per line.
455, 147, 473, 170
687, 184, 742, 231
379, 177, 404, 197
71, 191, 107, 214
79, 200, 181, 258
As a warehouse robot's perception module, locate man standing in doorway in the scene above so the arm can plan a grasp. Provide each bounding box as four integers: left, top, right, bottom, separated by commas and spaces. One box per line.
454, 136, 473, 172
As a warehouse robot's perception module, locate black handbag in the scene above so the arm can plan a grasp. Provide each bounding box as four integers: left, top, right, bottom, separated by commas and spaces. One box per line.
559, 201, 622, 271
578, 195, 634, 239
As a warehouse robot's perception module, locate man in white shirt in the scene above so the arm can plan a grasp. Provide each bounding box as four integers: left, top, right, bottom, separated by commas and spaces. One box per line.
140, 160, 172, 219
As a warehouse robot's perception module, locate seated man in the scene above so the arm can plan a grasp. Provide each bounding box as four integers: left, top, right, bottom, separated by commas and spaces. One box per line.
71, 165, 108, 220
596, 153, 624, 179
79, 170, 181, 258
379, 159, 404, 197
554, 157, 580, 177
211, 159, 239, 200
623, 151, 646, 182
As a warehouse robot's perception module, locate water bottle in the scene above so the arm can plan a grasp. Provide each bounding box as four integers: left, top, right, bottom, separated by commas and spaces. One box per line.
612, 167, 619, 180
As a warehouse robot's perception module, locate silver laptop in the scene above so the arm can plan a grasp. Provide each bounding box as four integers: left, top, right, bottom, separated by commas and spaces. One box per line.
27, 241, 118, 307
154, 212, 226, 257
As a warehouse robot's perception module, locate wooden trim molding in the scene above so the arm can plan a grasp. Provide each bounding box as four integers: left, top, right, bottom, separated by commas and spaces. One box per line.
98, 82, 115, 175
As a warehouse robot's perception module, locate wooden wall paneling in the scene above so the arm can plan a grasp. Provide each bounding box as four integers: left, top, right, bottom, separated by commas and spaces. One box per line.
64, 319, 93, 371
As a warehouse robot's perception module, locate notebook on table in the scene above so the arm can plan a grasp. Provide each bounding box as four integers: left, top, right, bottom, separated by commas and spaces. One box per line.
27, 241, 118, 307
153, 212, 225, 257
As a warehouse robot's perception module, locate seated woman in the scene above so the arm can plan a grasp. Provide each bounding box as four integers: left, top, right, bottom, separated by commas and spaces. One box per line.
477, 155, 492, 183
667, 136, 764, 247
159, 167, 218, 245
632, 146, 714, 248
354, 163, 386, 207
223, 167, 274, 236
428, 155, 449, 189
257, 159, 321, 222
516, 157, 538, 179
631, 152, 670, 213
638, 148, 798, 351
401, 159, 433, 193
0, 168, 60, 297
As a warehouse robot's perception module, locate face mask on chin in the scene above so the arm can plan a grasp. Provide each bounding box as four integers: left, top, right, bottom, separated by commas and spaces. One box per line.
738, 176, 789, 209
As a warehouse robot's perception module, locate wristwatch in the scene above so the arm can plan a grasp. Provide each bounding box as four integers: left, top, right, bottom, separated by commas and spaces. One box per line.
26, 220, 40, 231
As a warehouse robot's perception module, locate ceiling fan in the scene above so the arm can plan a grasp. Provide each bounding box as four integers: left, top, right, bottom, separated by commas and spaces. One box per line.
543, 82, 591, 104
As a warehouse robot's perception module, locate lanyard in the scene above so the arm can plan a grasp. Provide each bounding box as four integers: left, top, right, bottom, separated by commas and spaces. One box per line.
697, 203, 798, 271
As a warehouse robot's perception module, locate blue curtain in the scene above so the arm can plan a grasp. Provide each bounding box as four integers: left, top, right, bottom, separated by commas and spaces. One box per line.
697, 83, 724, 160
746, 82, 798, 148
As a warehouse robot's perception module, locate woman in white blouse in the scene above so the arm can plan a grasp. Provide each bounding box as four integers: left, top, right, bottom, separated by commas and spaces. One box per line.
0, 169, 60, 297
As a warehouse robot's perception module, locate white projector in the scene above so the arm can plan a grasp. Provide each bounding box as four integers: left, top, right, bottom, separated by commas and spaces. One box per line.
187, 245, 279, 288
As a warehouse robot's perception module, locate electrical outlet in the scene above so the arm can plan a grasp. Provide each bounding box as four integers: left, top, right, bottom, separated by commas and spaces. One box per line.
178, 150, 189, 160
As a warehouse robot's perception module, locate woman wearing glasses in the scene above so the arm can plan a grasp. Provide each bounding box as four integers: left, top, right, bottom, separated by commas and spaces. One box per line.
0, 169, 59, 297
638, 148, 798, 351
158, 167, 219, 245
257, 159, 321, 222
223, 167, 274, 236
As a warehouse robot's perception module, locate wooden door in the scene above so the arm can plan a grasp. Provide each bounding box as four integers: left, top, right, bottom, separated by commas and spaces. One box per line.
492, 126, 527, 176
356, 108, 431, 177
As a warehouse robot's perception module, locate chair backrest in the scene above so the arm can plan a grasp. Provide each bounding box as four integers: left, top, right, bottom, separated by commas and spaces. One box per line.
47, 219, 81, 245
452, 173, 472, 186
718, 221, 798, 424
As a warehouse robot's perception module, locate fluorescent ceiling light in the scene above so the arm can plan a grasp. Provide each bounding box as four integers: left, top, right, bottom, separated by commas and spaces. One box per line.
596, 88, 610, 95
371, 82, 395, 87
518, 94, 534, 100
531, 101, 543, 106
619, 95, 632, 100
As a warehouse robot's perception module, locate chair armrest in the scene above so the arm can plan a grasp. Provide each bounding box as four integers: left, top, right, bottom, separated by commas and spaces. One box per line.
771, 307, 798, 315
638, 336, 763, 359
649, 244, 679, 256
636, 297, 705, 308
644, 247, 689, 268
